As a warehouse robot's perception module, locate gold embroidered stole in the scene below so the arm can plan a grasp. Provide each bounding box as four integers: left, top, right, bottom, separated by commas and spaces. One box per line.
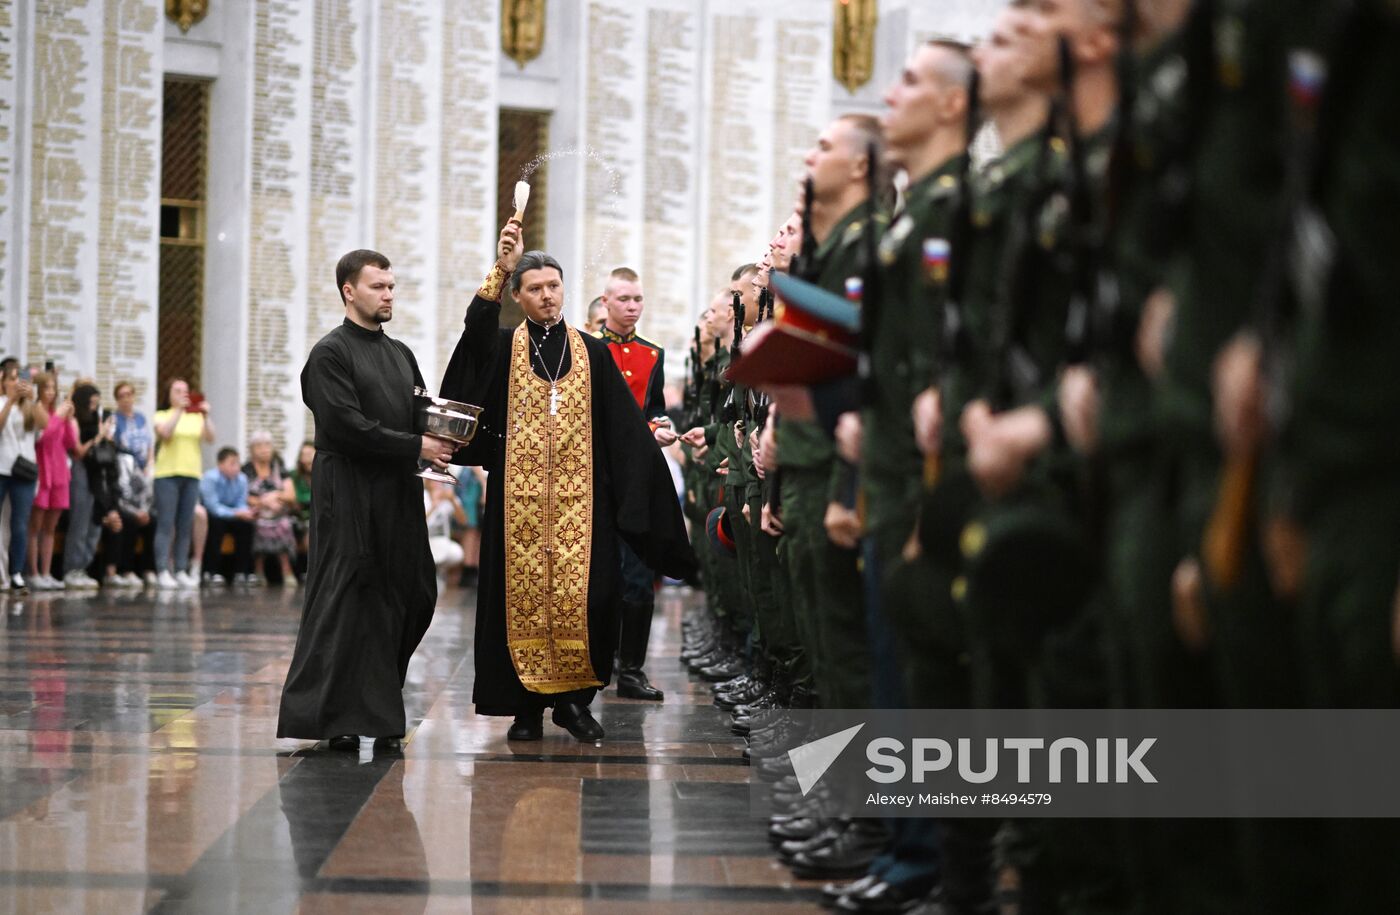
503, 323, 598, 693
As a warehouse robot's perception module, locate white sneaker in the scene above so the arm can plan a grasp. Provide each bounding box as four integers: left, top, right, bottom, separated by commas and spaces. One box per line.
157, 570, 179, 589
204, 573, 226, 586
143, 571, 158, 587
175, 570, 199, 588
119, 573, 143, 587
64, 570, 99, 590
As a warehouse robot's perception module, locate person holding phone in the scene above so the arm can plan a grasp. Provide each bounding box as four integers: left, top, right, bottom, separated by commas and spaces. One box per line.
25, 374, 75, 590
153, 378, 216, 588
0, 365, 46, 592
60, 383, 108, 589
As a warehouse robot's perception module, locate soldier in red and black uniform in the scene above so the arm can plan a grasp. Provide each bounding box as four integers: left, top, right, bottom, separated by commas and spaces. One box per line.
596, 267, 679, 700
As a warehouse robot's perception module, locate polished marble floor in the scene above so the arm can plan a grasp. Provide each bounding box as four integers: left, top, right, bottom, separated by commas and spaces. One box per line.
0, 583, 824, 913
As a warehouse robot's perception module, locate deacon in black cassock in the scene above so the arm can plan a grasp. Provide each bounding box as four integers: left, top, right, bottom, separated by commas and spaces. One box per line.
277, 249, 458, 751
440, 222, 695, 742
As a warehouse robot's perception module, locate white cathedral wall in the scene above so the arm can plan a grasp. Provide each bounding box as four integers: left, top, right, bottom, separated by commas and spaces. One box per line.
4, 0, 998, 460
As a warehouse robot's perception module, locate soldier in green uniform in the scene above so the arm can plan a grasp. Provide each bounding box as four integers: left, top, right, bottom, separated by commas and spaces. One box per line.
1207, 2, 1400, 910
952, 2, 1134, 911
754, 114, 890, 870
681, 288, 753, 676
818, 39, 976, 915
771, 115, 885, 718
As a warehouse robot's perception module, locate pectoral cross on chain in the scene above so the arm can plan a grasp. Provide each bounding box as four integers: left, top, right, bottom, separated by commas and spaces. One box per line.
549, 386, 559, 416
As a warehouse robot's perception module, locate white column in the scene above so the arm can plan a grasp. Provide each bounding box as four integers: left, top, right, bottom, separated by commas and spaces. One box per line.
640, 0, 703, 363
306, 0, 371, 367
0, 0, 24, 359
770, 0, 834, 230
436, 0, 499, 389
202, 0, 256, 460
369, 0, 443, 385
23, 0, 105, 378
96, 0, 163, 405
243, 0, 314, 455
578, 0, 647, 306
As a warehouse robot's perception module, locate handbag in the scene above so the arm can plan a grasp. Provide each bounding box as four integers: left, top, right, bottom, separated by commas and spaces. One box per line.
9, 455, 37, 483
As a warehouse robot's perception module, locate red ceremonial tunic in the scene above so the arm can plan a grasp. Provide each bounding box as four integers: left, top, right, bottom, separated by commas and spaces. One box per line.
596, 326, 666, 423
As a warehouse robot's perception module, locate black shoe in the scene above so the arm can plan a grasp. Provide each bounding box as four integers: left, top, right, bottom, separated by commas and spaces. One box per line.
756, 754, 795, 780
699, 657, 748, 681
373, 736, 403, 751
769, 816, 822, 843
788, 822, 890, 880
507, 711, 543, 741
824, 874, 881, 906
327, 734, 359, 751
616, 669, 664, 701
552, 702, 605, 741
834, 880, 929, 913
780, 820, 846, 860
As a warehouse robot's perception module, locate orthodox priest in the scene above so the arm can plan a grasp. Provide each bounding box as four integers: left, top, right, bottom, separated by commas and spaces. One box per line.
441, 222, 694, 742
278, 249, 457, 751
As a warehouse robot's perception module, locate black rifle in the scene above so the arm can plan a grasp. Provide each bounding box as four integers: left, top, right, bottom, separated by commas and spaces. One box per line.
857, 139, 882, 408
793, 176, 818, 281
922, 69, 982, 489
1203, 0, 1362, 590
1058, 36, 1100, 368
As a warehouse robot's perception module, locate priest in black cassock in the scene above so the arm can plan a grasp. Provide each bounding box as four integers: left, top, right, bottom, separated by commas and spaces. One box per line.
277, 249, 458, 751
440, 221, 695, 742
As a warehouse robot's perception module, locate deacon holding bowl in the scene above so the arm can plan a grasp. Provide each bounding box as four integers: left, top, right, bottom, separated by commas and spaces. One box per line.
440, 218, 695, 742
278, 249, 457, 752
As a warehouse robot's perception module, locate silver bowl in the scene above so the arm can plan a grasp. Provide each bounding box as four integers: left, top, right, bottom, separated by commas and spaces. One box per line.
414, 387, 483, 483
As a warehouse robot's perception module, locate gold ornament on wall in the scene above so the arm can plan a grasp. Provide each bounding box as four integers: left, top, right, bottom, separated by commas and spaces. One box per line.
833, 0, 878, 93
165, 0, 209, 34
502, 0, 547, 69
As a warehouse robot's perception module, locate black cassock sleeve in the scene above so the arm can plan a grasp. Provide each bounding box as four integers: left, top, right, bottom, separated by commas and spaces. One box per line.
593, 340, 696, 581
440, 295, 506, 469
302, 343, 421, 461
441, 295, 502, 401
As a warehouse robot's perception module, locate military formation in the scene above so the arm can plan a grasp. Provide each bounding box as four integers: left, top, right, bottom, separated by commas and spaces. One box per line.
674, 1, 1399, 912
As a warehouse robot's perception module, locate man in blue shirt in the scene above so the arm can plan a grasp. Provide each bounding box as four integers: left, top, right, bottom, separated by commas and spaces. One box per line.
200, 447, 255, 584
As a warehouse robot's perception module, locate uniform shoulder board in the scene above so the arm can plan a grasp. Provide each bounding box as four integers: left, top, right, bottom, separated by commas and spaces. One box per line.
879, 214, 915, 265
1038, 192, 1071, 250
842, 220, 864, 246
930, 173, 959, 200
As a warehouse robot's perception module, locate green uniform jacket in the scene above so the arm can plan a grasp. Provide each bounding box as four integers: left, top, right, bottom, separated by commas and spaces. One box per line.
861, 155, 966, 542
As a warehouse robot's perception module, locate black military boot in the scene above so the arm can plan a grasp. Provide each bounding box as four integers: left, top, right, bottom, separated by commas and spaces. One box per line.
616, 600, 664, 701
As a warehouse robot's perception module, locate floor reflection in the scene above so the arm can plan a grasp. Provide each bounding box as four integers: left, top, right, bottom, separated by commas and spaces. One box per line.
0, 586, 824, 912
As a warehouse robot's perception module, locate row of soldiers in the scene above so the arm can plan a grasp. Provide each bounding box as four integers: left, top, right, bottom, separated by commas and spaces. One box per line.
676, 0, 1399, 912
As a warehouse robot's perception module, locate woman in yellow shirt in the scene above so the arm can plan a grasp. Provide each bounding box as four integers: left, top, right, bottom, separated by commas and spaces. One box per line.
153, 378, 216, 588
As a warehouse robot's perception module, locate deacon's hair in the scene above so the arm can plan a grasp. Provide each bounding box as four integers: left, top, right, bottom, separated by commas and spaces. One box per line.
510, 251, 565, 294
216, 447, 239, 464
335, 249, 391, 306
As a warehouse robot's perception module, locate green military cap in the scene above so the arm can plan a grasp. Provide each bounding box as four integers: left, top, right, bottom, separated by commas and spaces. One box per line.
959, 493, 1096, 664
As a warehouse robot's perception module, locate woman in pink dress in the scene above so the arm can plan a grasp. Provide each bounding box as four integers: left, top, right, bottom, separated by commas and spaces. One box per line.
26, 375, 78, 590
